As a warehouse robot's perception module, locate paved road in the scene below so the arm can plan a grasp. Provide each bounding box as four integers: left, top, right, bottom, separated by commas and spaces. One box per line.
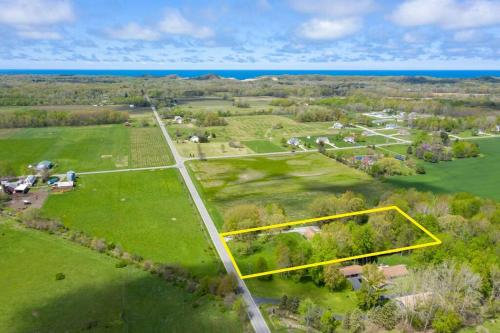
149, 103, 271, 333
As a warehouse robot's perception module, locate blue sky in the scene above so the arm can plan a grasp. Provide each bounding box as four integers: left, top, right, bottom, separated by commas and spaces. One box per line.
0, 0, 499, 69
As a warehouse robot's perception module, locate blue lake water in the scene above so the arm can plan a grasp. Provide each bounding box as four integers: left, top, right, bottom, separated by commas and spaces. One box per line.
0, 69, 498, 79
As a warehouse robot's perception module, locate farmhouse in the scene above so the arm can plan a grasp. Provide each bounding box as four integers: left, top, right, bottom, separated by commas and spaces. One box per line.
332, 122, 344, 129
287, 137, 300, 146
35, 160, 53, 172
343, 136, 355, 144
315, 137, 330, 145
339, 265, 363, 278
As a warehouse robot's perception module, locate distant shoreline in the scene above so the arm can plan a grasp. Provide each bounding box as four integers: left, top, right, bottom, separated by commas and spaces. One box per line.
0, 69, 499, 79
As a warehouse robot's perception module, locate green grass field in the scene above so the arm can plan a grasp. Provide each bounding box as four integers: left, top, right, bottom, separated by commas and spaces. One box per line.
0, 221, 245, 332
0, 124, 172, 175
247, 277, 357, 315
388, 138, 500, 200
242, 140, 287, 153
188, 153, 386, 229
41, 169, 218, 277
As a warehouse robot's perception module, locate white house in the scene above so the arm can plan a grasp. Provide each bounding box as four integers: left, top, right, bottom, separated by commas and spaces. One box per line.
315, 137, 330, 144
332, 122, 343, 129
173, 116, 183, 124
344, 136, 355, 144
287, 137, 300, 146
190, 136, 200, 143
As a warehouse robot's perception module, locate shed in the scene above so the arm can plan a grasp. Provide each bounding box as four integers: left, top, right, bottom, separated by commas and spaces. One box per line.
36, 160, 53, 171
25, 175, 37, 186
14, 183, 29, 194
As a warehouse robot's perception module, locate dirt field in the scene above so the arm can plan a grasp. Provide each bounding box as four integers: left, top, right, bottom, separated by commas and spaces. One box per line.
7, 189, 49, 211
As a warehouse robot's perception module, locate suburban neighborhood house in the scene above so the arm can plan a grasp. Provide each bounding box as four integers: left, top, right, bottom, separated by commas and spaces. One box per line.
339, 264, 409, 290
287, 137, 300, 146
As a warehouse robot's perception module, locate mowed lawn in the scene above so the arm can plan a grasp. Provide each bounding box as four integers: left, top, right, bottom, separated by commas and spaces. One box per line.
247, 277, 357, 315
188, 153, 386, 229
0, 124, 172, 175
0, 222, 245, 332
388, 137, 500, 200
41, 169, 218, 277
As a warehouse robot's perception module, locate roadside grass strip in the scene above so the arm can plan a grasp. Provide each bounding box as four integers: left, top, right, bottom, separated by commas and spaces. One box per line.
219, 206, 441, 279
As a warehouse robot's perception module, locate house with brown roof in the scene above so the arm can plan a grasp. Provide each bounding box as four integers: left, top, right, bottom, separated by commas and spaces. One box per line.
379, 264, 408, 280
303, 226, 320, 240
339, 265, 363, 278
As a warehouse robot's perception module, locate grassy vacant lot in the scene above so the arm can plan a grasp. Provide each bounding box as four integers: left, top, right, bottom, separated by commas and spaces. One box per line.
388, 138, 500, 200
175, 97, 276, 115
0, 124, 172, 175
42, 169, 217, 277
0, 222, 245, 332
188, 153, 386, 229
247, 277, 357, 315
168, 115, 338, 156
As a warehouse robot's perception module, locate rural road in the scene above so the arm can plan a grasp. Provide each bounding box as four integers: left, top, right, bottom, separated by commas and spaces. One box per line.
355, 124, 411, 143
149, 101, 271, 333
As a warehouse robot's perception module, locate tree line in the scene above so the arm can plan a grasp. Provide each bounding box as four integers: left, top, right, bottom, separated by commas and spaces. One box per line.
0, 109, 129, 128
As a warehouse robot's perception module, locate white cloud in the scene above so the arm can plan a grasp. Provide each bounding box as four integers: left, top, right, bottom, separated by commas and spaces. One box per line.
158, 9, 213, 39
108, 8, 214, 41
290, 0, 375, 17
0, 0, 74, 26
107, 23, 160, 41
17, 30, 63, 40
298, 17, 362, 40
392, 0, 500, 29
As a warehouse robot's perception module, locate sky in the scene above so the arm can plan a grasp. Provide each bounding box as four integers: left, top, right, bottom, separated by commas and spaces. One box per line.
0, 0, 499, 69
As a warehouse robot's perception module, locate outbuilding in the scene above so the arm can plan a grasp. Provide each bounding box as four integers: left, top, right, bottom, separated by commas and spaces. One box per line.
35, 160, 53, 172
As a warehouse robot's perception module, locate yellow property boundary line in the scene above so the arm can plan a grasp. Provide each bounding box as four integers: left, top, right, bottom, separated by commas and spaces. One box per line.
219, 206, 441, 279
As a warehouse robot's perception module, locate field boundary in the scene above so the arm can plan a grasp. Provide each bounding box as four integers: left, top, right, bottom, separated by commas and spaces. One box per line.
219, 206, 441, 279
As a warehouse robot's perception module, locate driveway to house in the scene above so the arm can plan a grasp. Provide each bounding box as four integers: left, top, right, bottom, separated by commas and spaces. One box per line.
355, 124, 411, 143
149, 101, 271, 333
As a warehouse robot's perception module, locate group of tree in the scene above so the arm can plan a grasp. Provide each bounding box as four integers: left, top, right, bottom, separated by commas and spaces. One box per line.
0, 109, 129, 128
411, 115, 498, 133
276, 295, 339, 333
413, 140, 479, 163
193, 111, 227, 126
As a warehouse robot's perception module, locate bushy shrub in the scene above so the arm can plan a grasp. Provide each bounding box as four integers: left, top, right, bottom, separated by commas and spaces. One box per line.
55, 273, 66, 280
